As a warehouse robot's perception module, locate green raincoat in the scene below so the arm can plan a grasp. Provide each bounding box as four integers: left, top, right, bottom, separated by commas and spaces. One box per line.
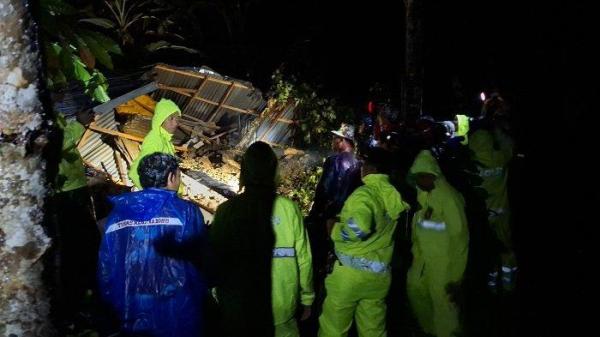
406, 150, 469, 337
271, 196, 314, 337
319, 174, 409, 337
128, 99, 181, 188
469, 129, 514, 260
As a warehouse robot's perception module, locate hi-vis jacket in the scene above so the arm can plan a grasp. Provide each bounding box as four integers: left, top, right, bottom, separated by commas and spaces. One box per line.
271, 196, 314, 324
129, 99, 181, 188
330, 174, 409, 274
469, 128, 513, 216
409, 150, 469, 280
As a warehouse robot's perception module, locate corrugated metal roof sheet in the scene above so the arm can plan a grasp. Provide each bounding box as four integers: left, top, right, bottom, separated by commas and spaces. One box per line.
237, 101, 298, 148
75, 64, 298, 186
152, 64, 266, 126
78, 110, 128, 183
255, 103, 297, 145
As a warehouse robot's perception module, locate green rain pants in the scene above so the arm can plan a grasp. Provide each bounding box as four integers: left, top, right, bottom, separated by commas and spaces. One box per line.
275, 318, 300, 337
318, 263, 391, 337
407, 257, 461, 337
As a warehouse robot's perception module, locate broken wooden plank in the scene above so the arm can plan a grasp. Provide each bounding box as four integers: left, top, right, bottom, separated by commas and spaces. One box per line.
133, 95, 156, 112
180, 172, 228, 214
180, 115, 220, 130
88, 123, 188, 152
93, 82, 159, 114
161, 83, 295, 124
178, 124, 213, 142
115, 138, 135, 163
157, 84, 260, 117
155, 64, 252, 90
116, 100, 153, 117
113, 150, 128, 184
209, 128, 237, 140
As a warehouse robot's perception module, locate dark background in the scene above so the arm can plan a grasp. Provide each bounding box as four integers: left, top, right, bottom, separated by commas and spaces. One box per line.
64, 0, 593, 334
159, 1, 593, 334
236, 2, 593, 335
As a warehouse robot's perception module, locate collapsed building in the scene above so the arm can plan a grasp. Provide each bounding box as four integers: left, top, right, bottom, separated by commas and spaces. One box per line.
58, 64, 303, 221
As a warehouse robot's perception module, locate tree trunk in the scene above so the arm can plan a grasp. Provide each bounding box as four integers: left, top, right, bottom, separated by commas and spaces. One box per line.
402, 0, 424, 121
0, 0, 52, 335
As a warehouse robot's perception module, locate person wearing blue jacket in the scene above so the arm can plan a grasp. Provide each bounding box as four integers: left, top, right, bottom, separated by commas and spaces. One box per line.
98, 153, 207, 337
307, 124, 362, 276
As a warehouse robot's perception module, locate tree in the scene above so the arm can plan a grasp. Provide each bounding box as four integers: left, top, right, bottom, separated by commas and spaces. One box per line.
0, 0, 53, 335
402, 0, 424, 121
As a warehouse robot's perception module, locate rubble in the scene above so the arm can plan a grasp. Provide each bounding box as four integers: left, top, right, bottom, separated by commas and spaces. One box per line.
65, 64, 306, 215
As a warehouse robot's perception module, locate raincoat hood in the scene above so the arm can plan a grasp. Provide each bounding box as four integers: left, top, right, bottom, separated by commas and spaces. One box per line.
456, 114, 470, 145
240, 141, 278, 189
98, 187, 206, 337
109, 188, 177, 221
409, 150, 443, 178
363, 173, 409, 218
152, 98, 181, 133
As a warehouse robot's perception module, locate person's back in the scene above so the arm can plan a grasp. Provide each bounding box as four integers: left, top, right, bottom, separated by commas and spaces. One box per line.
331, 173, 406, 270
98, 153, 206, 337
319, 148, 409, 337
469, 95, 516, 291
310, 150, 361, 222
209, 191, 275, 337
209, 142, 278, 337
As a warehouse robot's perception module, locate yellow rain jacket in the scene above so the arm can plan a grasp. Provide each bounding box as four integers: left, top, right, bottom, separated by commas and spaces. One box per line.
468, 128, 513, 253
331, 174, 409, 272
407, 150, 469, 337
128, 99, 181, 188
271, 196, 314, 336
319, 173, 409, 337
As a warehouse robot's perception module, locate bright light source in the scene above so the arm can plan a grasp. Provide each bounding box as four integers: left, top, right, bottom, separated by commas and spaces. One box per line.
480, 92, 486, 101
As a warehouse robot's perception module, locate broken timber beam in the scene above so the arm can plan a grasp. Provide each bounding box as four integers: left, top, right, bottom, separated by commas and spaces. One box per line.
88, 123, 188, 152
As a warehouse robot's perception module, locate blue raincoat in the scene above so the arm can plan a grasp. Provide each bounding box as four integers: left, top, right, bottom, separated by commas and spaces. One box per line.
98, 188, 207, 337
309, 151, 362, 220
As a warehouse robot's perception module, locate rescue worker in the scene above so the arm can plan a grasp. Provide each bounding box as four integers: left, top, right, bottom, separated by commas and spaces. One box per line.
406, 149, 469, 337
310, 123, 362, 220
270, 152, 315, 337
51, 108, 100, 331
307, 123, 362, 282
128, 98, 181, 189
468, 93, 516, 291
98, 153, 207, 337
209, 141, 278, 337
318, 147, 409, 337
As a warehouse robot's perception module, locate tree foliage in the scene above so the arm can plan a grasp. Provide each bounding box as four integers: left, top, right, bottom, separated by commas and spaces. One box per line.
269, 70, 355, 149
39, 0, 123, 102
